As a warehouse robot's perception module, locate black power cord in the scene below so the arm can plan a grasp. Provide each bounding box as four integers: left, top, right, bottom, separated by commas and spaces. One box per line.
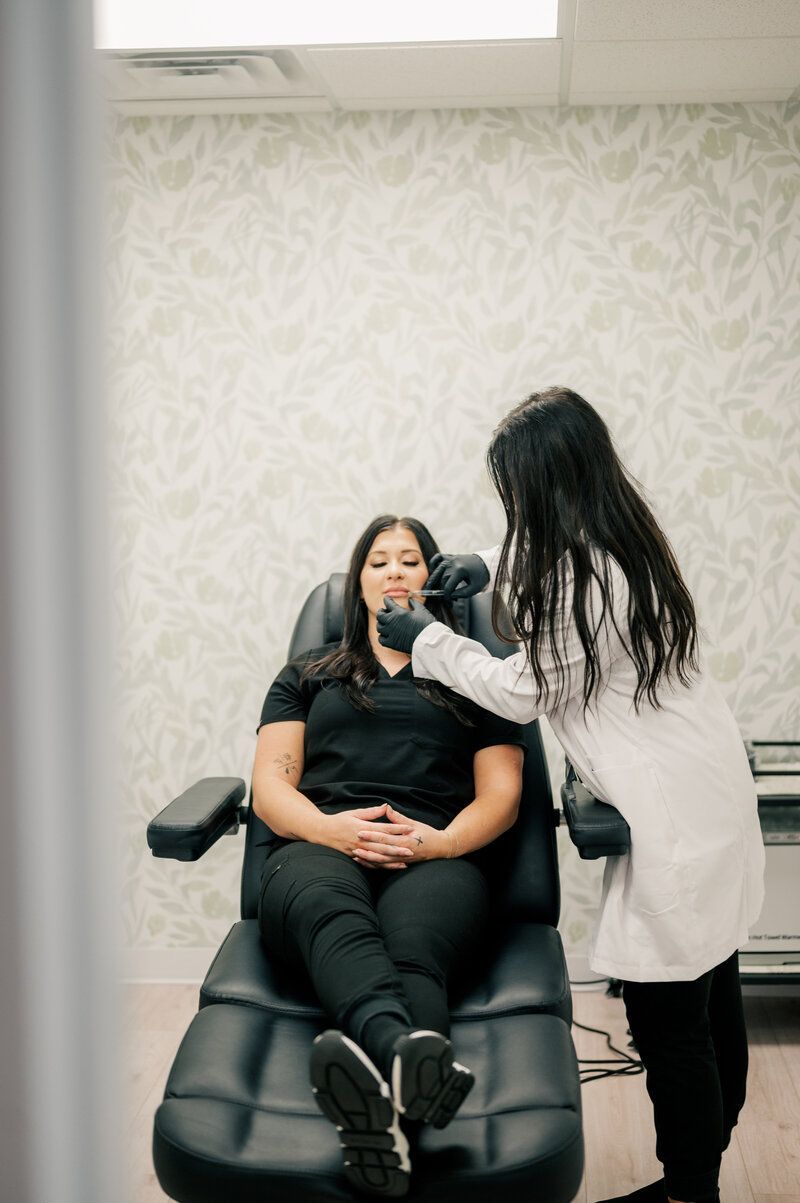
570, 977, 644, 1084
573, 1018, 643, 1083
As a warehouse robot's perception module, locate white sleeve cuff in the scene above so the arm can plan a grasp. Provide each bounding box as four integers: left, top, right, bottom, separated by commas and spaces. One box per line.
411, 621, 452, 677
474, 544, 501, 592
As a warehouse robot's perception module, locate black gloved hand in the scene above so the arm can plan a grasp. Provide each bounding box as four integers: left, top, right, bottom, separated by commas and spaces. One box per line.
425, 552, 490, 599
376, 597, 437, 654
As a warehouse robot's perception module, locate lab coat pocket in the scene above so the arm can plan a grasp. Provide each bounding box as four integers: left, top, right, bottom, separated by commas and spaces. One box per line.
593, 759, 679, 918
588, 753, 635, 773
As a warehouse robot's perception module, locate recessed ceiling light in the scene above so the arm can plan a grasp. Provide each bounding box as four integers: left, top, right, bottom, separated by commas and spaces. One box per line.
94, 0, 559, 50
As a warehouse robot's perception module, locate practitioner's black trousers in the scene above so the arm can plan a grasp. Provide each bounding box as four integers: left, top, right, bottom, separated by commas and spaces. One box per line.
622, 950, 748, 1201
257, 840, 490, 1071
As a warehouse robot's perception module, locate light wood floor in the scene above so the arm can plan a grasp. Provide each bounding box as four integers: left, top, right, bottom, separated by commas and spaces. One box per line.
123, 984, 800, 1203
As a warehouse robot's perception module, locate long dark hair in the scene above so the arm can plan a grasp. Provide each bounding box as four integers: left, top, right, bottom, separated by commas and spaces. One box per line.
487, 387, 699, 713
302, 515, 476, 725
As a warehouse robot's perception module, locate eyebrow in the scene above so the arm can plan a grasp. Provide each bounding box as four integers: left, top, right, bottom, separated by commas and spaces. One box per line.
368, 548, 421, 556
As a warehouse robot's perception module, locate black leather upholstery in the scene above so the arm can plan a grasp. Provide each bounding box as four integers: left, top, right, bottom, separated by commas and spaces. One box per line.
561, 762, 631, 858
147, 778, 246, 861
200, 918, 571, 1024
154, 1006, 583, 1203
151, 577, 584, 1201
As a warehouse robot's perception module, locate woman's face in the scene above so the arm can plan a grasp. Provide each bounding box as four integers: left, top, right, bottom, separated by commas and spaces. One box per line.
359, 526, 429, 619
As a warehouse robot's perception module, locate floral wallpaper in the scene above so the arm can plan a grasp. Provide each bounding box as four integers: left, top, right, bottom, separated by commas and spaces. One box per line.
107, 100, 799, 975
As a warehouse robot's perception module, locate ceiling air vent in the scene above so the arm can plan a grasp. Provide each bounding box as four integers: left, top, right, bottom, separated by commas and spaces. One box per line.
100, 49, 328, 114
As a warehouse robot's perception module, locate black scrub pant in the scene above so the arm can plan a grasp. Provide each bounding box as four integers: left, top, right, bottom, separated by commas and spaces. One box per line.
257, 841, 490, 1077
622, 950, 748, 1201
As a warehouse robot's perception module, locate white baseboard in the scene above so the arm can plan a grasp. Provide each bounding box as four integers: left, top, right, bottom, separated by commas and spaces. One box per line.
564, 952, 608, 989
119, 946, 800, 995
121, 946, 216, 984
122, 946, 604, 987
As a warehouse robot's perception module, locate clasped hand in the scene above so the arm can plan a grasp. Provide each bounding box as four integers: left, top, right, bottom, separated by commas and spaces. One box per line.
323, 802, 446, 870
356, 804, 448, 869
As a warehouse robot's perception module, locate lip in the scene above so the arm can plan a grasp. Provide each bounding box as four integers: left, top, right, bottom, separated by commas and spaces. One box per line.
383, 588, 409, 597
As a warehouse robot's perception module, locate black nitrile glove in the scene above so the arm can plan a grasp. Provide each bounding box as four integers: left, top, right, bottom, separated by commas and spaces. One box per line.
425, 552, 490, 599
376, 597, 437, 654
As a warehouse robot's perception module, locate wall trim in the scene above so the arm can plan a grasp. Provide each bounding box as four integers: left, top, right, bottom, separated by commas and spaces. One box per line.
122, 946, 216, 984
122, 946, 610, 987
564, 952, 607, 988
121, 945, 800, 996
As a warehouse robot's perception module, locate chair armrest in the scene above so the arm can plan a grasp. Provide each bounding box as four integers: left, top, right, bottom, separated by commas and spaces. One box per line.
560, 766, 630, 860
147, 777, 247, 861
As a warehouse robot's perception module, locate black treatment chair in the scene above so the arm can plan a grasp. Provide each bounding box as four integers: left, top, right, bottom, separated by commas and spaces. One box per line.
146, 577, 585, 1203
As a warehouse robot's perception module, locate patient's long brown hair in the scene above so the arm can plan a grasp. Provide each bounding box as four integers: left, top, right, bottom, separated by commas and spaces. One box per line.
487, 387, 699, 714
302, 515, 476, 725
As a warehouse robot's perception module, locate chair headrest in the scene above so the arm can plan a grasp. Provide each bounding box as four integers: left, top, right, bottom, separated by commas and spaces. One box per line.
322, 574, 347, 643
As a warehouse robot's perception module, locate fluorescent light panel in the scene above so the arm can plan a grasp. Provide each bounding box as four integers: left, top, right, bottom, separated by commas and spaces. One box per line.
95, 0, 559, 50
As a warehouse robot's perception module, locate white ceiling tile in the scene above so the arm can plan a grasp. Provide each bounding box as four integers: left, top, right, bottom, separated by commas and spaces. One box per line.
306, 40, 562, 100
568, 87, 792, 104
570, 38, 800, 96
575, 0, 800, 41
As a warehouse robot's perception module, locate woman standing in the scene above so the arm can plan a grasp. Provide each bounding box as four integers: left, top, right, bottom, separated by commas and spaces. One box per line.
377, 387, 765, 1203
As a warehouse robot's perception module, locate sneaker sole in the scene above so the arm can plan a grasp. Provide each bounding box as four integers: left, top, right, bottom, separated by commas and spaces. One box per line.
391, 1031, 475, 1130
310, 1030, 410, 1198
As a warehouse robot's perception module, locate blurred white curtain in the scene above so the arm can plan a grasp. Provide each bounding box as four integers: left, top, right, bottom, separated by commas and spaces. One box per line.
0, 2, 122, 1201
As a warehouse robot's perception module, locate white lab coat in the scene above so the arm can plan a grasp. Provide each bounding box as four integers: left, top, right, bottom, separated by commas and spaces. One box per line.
412, 543, 765, 982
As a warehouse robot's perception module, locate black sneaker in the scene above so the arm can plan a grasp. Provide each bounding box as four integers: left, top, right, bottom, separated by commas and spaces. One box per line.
390, 1030, 474, 1130
310, 1029, 411, 1198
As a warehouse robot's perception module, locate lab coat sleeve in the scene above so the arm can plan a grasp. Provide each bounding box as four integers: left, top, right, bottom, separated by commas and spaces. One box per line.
474, 544, 501, 592
473, 538, 523, 593
412, 624, 543, 723
412, 554, 629, 725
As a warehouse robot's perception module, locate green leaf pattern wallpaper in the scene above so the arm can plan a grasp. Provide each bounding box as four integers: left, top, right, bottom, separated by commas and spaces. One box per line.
107, 102, 799, 970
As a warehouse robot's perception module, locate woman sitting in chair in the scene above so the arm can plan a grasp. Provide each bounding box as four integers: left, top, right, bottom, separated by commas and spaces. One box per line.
252, 513, 525, 1198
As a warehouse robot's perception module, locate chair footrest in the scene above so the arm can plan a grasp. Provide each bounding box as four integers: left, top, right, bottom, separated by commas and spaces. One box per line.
153, 1004, 583, 1203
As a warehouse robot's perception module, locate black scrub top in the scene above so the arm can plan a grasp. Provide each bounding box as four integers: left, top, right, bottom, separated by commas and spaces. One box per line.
255, 642, 526, 851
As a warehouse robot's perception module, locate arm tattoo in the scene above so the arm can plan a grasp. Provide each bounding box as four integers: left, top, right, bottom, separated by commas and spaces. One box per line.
272, 751, 299, 776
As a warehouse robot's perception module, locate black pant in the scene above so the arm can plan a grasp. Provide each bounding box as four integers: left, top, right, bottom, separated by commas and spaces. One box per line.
257, 841, 490, 1069
622, 950, 748, 1201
